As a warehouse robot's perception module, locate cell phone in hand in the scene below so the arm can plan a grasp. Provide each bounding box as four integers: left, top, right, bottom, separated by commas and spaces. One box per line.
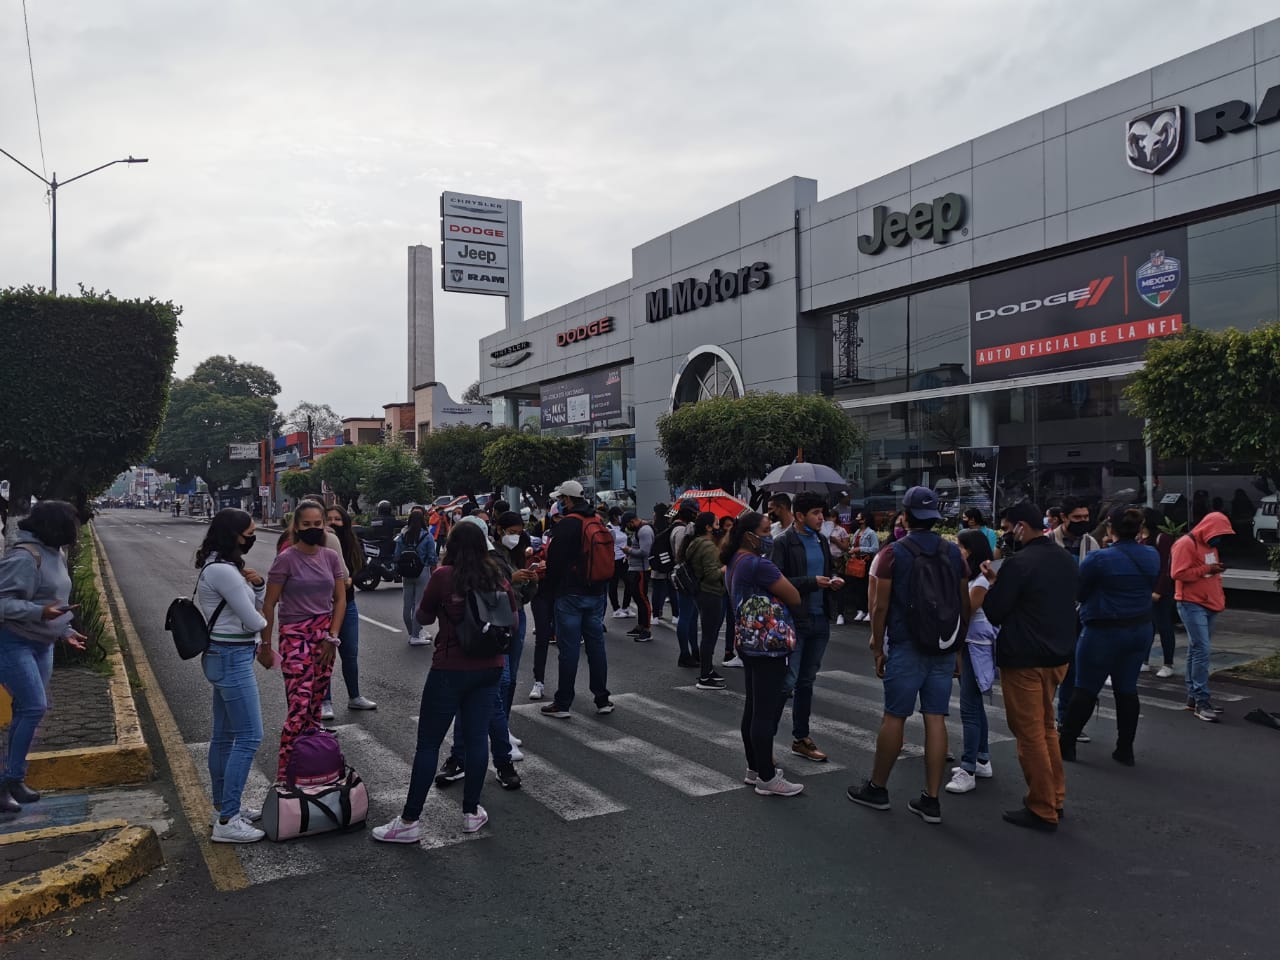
987, 559, 1003, 573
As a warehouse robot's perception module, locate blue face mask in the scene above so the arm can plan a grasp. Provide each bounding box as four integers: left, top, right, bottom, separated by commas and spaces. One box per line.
757, 535, 774, 556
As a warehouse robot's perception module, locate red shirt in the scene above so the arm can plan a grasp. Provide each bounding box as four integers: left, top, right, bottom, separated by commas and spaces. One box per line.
416, 565, 514, 671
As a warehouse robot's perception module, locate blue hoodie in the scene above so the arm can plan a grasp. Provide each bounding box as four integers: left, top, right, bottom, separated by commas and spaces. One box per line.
0, 531, 75, 644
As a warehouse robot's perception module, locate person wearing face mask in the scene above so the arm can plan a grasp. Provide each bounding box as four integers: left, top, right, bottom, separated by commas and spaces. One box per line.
0, 500, 89, 814
848, 510, 880, 622
193, 509, 270, 842
1050, 497, 1101, 742
319, 505, 376, 718
395, 507, 438, 647
1170, 511, 1234, 722
261, 500, 348, 784
980, 501, 1079, 832
767, 493, 793, 541
891, 511, 909, 542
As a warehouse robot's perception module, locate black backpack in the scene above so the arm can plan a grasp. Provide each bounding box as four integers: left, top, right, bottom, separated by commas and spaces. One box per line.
649, 524, 678, 575
898, 537, 964, 655
452, 588, 515, 658
396, 534, 426, 578
164, 563, 229, 660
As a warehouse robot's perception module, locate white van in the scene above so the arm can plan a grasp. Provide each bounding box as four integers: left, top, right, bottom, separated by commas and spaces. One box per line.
1253, 494, 1279, 543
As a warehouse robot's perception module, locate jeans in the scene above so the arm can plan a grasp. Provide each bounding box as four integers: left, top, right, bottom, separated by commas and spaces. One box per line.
651, 577, 672, 623
628, 571, 651, 628
503, 609, 527, 716
676, 590, 699, 658
697, 591, 726, 678
1148, 594, 1176, 666
449, 658, 514, 768
781, 617, 830, 741
1177, 601, 1217, 705
552, 593, 610, 709
957, 645, 989, 773
1056, 625, 1082, 725
402, 574, 429, 636
202, 643, 264, 819
1075, 624, 1149, 695
741, 655, 788, 782
323, 596, 360, 703
403, 666, 503, 817
530, 592, 556, 683
0, 627, 54, 782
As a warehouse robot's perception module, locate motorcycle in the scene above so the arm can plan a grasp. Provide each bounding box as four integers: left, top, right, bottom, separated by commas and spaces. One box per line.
353, 539, 402, 591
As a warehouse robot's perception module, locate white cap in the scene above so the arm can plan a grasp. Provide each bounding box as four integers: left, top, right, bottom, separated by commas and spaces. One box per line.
458, 515, 495, 549
551, 479, 585, 499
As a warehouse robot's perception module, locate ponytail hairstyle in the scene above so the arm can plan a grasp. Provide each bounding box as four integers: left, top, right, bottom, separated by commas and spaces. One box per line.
1109, 507, 1144, 541
196, 508, 253, 570
720, 511, 766, 566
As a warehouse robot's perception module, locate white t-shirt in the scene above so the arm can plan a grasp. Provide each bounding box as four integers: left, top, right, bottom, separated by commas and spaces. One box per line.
609, 524, 627, 561
968, 574, 992, 630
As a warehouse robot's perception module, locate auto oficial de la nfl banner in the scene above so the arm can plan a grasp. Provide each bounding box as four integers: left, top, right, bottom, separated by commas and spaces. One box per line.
970, 227, 1189, 382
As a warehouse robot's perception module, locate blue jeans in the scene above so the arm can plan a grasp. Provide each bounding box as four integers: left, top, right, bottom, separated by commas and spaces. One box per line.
403, 667, 503, 817
552, 593, 610, 709
676, 590, 699, 658
323, 596, 360, 703
1075, 624, 1148, 695
0, 627, 54, 782
1148, 593, 1176, 666
782, 617, 830, 741
958, 645, 989, 773
504, 609, 526, 716
403, 574, 429, 636
202, 642, 264, 819
451, 610, 525, 765
1177, 601, 1217, 705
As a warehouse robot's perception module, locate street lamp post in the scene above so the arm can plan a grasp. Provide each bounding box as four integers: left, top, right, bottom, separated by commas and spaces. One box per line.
0, 147, 148, 295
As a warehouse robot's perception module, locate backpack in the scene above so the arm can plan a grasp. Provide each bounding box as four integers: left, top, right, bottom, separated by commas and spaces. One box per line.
649, 524, 678, 575
396, 533, 426, 578
577, 514, 616, 584
285, 728, 345, 787
164, 562, 229, 660
453, 587, 516, 658
896, 536, 964, 655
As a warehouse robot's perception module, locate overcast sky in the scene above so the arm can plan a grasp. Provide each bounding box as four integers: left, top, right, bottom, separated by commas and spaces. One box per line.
2, 1, 1274, 418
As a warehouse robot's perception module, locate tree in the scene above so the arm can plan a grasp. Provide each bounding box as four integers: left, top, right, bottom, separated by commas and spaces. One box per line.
0, 287, 179, 516
278, 470, 316, 501
482, 433, 588, 505
311, 444, 378, 510
366, 434, 430, 507
1126, 324, 1280, 477
656, 392, 863, 497
461, 380, 488, 405
282, 401, 343, 440
418, 424, 512, 496
152, 356, 280, 496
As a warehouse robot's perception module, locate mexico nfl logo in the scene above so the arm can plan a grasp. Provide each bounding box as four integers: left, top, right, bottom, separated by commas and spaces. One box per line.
1136, 250, 1181, 308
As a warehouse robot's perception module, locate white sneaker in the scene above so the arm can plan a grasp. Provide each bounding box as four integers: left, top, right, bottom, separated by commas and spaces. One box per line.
754, 772, 804, 797
612, 609, 630, 619
319, 702, 335, 721
372, 816, 422, 844
1156, 665, 1175, 678
408, 632, 432, 646
1139, 663, 1151, 673
974, 760, 993, 779
349, 696, 377, 710
529, 681, 545, 701
509, 732, 522, 748
944, 767, 976, 794
670, 617, 679, 627
721, 654, 743, 669
508, 743, 524, 762
744, 765, 784, 785
1104, 676, 1113, 687
211, 806, 261, 826
462, 805, 489, 833
836, 615, 845, 625
211, 815, 265, 843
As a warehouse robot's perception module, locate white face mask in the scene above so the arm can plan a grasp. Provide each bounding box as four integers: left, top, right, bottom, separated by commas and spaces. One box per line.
501, 534, 521, 549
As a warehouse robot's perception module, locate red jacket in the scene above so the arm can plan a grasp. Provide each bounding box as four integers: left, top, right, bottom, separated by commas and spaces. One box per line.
1170, 512, 1233, 612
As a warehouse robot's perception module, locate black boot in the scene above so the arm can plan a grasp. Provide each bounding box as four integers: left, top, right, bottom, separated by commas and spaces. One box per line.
1058, 689, 1097, 763
5, 780, 39, 804
0, 784, 20, 814
1113, 692, 1139, 766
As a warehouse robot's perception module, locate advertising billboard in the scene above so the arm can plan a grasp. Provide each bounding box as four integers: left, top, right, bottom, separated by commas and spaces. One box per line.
970, 227, 1189, 382
440, 191, 522, 305
540, 368, 624, 429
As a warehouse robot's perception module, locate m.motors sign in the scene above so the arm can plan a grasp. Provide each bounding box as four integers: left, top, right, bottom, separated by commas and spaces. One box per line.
969, 227, 1190, 382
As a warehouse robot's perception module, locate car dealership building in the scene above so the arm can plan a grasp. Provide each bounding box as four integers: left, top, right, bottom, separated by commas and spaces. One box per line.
478, 19, 1280, 584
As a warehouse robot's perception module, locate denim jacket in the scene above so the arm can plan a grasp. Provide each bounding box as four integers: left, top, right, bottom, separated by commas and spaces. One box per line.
0, 532, 75, 644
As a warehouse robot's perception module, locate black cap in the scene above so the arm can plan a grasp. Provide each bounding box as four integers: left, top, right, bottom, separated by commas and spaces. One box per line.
496, 511, 522, 529
621, 511, 637, 526
1005, 501, 1042, 528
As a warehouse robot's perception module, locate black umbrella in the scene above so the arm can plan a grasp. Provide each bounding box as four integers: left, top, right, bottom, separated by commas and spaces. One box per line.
760, 461, 847, 495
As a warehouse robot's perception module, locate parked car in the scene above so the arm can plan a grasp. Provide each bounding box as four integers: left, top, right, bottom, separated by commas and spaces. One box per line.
1254, 494, 1279, 543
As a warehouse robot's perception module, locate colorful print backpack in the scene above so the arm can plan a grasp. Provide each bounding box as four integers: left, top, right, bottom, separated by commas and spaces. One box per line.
730, 554, 797, 658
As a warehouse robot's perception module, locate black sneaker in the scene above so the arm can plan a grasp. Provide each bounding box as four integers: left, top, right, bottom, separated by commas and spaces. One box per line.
908, 793, 942, 824
494, 762, 522, 790
677, 655, 700, 668
595, 700, 615, 715
540, 703, 571, 719
696, 675, 726, 690
626, 626, 644, 636
1003, 806, 1057, 832
434, 756, 465, 786
1202, 700, 1225, 714
633, 631, 653, 642
847, 780, 890, 810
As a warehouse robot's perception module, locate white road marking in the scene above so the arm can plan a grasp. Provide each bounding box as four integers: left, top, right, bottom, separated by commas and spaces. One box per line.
514, 752, 629, 821
511, 703, 742, 797
358, 614, 401, 634
177, 539, 188, 544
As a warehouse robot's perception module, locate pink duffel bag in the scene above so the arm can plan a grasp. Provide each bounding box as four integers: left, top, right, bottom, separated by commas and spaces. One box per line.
262, 767, 369, 841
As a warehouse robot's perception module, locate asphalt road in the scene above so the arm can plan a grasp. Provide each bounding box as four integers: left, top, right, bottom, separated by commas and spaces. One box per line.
12, 509, 1280, 959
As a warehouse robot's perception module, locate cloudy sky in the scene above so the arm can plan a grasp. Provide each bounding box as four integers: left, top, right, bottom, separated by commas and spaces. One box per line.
1, 1, 1274, 418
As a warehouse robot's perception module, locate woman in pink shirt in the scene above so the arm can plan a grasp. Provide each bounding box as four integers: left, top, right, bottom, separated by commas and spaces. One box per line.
260, 500, 348, 782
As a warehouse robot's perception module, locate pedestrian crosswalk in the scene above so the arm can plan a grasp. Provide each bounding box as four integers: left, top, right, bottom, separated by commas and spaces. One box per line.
184, 666, 1215, 886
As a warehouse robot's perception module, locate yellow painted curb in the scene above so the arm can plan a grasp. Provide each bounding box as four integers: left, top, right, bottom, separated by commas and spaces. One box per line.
21, 532, 154, 791
0, 818, 128, 847
0, 824, 163, 931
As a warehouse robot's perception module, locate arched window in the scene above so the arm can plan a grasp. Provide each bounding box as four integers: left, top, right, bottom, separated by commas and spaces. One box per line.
673, 350, 742, 410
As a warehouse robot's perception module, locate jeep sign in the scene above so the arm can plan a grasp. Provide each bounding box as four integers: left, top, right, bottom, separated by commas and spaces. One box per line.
444, 238, 509, 269
857, 193, 966, 255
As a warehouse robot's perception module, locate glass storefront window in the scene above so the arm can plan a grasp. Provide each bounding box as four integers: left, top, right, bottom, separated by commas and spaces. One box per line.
1188, 205, 1279, 333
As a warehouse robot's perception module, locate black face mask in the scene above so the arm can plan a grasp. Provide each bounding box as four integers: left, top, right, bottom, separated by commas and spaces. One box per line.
1066, 520, 1091, 538
1207, 535, 1227, 548
240, 534, 256, 554
297, 528, 326, 547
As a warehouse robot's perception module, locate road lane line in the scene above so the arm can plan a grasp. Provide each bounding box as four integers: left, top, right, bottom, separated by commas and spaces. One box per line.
176, 539, 188, 544
511, 703, 741, 797
358, 614, 401, 633
513, 753, 629, 821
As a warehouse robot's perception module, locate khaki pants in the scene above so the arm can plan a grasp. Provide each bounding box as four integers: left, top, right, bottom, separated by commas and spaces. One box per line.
1001, 664, 1069, 823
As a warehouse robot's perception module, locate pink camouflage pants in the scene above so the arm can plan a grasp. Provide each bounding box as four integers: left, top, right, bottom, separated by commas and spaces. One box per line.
276, 614, 334, 782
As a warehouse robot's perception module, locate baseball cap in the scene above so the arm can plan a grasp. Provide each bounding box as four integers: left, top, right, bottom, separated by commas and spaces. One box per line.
901, 485, 942, 521
1005, 501, 1042, 528
458, 514, 495, 549
551, 479, 585, 499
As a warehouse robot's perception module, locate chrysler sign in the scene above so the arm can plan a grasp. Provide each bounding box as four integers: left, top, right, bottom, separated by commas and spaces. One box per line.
489, 340, 532, 368
646, 262, 769, 323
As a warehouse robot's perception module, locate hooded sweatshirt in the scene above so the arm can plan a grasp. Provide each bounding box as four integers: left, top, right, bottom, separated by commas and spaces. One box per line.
0, 531, 75, 644
1170, 512, 1234, 612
